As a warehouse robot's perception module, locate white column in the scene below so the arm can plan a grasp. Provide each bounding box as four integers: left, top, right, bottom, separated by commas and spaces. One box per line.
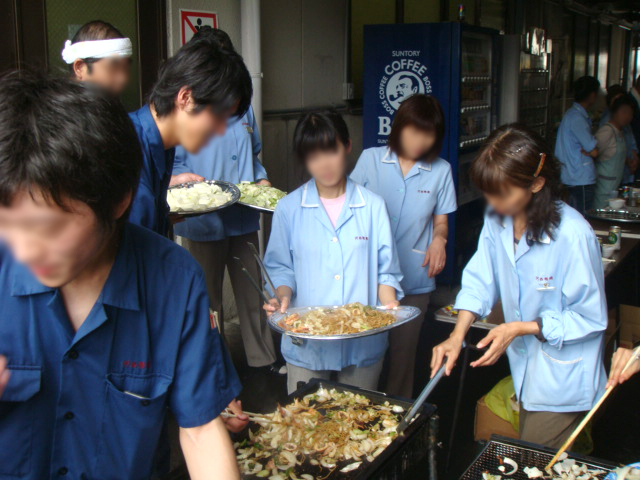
241, 0, 263, 137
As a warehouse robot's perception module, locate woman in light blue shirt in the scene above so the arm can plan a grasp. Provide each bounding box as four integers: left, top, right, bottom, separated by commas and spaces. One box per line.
263, 111, 404, 394
431, 124, 607, 448
351, 95, 457, 398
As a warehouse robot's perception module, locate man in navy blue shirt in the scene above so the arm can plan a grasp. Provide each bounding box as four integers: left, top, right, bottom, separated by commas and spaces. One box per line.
0, 73, 244, 479
129, 35, 253, 236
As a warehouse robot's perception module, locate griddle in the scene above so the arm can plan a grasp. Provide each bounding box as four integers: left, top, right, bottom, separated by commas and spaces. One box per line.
238, 378, 437, 480
460, 435, 619, 480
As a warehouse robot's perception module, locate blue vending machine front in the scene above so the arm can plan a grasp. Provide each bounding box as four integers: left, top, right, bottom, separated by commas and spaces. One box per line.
363, 22, 461, 284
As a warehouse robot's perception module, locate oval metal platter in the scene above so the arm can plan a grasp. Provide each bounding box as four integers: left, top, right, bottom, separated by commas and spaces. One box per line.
168, 180, 240, 218
586, 208, 640, 224
236, 201, 277, 213
268, 305, 422, 340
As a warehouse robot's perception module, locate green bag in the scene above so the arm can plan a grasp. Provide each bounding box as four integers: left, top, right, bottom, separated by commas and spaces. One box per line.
484, 376, 593, 454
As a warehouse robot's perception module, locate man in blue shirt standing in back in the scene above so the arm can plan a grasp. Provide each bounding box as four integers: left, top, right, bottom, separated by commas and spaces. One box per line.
555, 75, 601, 214
0, 73, 245, 479
173, 27, 284, 376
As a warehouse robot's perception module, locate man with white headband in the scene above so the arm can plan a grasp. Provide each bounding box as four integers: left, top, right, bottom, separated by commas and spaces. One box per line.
62, 20, 132, 96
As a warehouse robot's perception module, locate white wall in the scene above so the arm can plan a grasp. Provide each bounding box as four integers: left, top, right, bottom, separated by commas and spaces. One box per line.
261, 0, 348, 111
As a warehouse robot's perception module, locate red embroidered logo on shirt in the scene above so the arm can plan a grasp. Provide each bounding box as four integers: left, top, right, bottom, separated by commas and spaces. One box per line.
123, 361, 149, 369
355, 236, 369, 241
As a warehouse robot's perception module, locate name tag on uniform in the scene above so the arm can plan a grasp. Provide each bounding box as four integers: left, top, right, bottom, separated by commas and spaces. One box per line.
536, 285, 556, 291
535, 275, 555, 291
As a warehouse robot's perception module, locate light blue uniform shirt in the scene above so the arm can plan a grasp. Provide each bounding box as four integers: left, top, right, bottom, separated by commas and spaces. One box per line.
555, 103, 598, 186
455, 203, 607, 412
351, 147, 457, 294
172, 106, 268, 241
264, 178, 404, 371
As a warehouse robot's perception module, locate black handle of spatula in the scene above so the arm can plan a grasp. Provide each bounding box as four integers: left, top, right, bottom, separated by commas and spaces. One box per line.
397, 363, 446, 434
247, 242, 278, 296
233, 257, 272, 305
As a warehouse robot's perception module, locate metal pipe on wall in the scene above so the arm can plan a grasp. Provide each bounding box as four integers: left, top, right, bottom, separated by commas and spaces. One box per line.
241, 0, 263, 138
240, 0, 265, 254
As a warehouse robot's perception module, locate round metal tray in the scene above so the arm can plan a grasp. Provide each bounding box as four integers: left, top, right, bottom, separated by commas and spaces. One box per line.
586, 208, 640, 224
268, 305, 422, 340
236, 200, 276, 213
168, 180, 240, 218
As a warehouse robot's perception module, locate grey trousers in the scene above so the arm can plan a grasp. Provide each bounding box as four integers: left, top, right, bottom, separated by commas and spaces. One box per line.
385, 293, 431, 398
286, 358, 384, 395
520, 407, 585, 449
181, 232, 277, 367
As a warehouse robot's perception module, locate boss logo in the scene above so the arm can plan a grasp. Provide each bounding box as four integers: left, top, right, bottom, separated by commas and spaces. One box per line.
355, 236, 369, 241
418, 190, 431, 194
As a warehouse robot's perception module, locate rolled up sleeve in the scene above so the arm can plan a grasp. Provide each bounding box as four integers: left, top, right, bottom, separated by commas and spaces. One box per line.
454, 218, 499, 318
572, 115, 597, 153
540, 231, 607, 348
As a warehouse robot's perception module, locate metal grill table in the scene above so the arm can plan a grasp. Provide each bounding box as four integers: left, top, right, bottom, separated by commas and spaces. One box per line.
460, 436, 618, 480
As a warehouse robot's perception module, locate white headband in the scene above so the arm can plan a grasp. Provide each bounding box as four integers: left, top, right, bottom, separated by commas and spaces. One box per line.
61, 38, 132, 64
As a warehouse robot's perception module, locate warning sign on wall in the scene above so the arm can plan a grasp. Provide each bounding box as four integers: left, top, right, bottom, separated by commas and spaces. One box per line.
180, 10, 218, 45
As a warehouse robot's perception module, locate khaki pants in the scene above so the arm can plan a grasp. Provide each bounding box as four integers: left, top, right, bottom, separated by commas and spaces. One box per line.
181, 232, 277, 367
286, 358, 384, 395
385, 293, 431, 398
520, 406, 585, 449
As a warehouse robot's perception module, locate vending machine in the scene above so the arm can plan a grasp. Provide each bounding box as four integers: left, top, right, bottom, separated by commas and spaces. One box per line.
363, 22, 499, 283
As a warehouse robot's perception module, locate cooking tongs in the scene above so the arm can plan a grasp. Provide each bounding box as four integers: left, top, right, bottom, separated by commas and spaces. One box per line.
233, 242, 280, 306
247, 242, 278, 296
397, 342, 475, 434
396, 363, 446, 434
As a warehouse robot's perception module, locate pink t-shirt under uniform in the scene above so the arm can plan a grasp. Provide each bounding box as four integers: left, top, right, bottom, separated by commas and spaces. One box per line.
320, 193, 346, 228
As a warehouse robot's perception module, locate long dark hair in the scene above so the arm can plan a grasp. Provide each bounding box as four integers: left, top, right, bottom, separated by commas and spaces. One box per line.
470, 123, 563, 241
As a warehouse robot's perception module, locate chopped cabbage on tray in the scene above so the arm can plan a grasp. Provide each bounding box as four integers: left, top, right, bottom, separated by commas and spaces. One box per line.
167, 182, 233, 213
237, 181, 286, 210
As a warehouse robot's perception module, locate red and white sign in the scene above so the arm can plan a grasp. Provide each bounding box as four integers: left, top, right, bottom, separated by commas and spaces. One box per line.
180, 10, 218, 45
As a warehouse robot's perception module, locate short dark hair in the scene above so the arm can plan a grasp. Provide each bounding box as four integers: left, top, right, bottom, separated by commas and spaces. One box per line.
573, 75, 600, 103
610, 93, 637, 116
68, 20, 126, 74
605, 84, 625, 107
0, 71, 142, 228
388, 94, 445, 162
191, 26, 234, 51
470, 123, 562, 242
149, 36, 252, 118
293, 110, 351, 164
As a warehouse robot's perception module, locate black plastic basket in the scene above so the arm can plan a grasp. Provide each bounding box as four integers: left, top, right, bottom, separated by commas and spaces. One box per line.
460, 435, 619, 480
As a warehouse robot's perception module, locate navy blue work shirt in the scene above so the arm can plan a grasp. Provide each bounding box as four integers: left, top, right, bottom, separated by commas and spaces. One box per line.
0, 223, 241, 479
129, 105, 175, 236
